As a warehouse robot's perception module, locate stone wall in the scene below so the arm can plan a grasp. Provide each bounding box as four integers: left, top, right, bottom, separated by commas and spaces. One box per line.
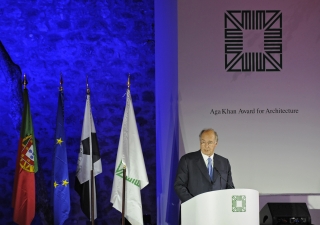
0, 0, 155, 224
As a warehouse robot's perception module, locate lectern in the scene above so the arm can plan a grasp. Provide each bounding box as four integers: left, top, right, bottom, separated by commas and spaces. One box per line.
181, 189, 259, 225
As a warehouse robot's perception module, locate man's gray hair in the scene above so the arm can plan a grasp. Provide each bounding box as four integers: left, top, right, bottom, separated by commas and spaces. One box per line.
199, 128, 218, 143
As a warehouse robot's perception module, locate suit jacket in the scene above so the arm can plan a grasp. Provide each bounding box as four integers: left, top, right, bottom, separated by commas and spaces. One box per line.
174, 150, 234, 203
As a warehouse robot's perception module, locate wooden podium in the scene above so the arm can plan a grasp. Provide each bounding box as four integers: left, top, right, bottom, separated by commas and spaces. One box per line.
181, 189, 259, 225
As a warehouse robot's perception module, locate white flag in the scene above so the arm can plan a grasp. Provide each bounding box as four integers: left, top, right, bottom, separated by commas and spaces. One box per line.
75, 94, 102, 221
111, 89, 149, 225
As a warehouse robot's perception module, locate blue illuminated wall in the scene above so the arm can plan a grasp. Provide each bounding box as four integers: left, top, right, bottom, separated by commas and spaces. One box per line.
0, 1, 155, 224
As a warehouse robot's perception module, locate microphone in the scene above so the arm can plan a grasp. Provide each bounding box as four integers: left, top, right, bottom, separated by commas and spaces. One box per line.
214, 167, 235, 189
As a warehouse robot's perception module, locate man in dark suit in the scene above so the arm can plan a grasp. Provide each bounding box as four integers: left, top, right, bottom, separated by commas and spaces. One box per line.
174, 128, 234, 203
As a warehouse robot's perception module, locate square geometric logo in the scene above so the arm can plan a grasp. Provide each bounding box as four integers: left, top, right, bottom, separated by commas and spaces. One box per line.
225, 10, 282, 72
232, 195, 246, 212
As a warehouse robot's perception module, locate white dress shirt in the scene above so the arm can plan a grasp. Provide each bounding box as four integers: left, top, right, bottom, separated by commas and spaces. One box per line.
201, 152, 214, 170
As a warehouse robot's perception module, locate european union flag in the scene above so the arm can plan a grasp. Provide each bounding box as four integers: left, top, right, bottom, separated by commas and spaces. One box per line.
52, 88, 70, 225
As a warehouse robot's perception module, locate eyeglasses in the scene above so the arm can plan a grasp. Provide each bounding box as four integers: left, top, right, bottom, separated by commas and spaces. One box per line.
200, 141, 215, 146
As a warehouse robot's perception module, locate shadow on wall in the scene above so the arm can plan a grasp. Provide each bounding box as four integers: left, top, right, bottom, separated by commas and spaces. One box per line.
259, 194, 320, 225
0, 41, 23, 132
165, 127, 180, 225
165, 95, 180, 225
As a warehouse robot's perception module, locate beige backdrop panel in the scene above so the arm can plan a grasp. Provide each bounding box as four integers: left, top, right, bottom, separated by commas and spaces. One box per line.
178, 0, 320, 194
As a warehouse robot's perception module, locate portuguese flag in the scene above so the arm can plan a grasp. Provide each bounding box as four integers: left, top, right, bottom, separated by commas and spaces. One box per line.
12, 88, 38, 225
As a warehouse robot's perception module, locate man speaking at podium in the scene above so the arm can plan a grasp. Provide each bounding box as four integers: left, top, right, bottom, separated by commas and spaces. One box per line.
174, 128, 235, 203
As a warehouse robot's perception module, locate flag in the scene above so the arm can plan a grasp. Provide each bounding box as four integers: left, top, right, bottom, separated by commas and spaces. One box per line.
12, 88, 38, 225
75, 93, 102, 221
52, 90, 70, 225
111, 89, 149, 225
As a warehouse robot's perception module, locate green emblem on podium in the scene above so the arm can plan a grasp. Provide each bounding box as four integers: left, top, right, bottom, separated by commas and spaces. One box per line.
232, 195, 246, 212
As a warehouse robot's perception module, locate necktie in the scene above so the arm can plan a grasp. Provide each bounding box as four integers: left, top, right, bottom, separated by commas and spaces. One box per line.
208, 158, 213, 180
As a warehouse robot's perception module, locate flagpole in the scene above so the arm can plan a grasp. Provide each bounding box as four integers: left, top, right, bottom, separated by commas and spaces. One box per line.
121, 74, 130, 225
91, 169, 94, 225
121, 165, 126, 225
87, 77, 95, 225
